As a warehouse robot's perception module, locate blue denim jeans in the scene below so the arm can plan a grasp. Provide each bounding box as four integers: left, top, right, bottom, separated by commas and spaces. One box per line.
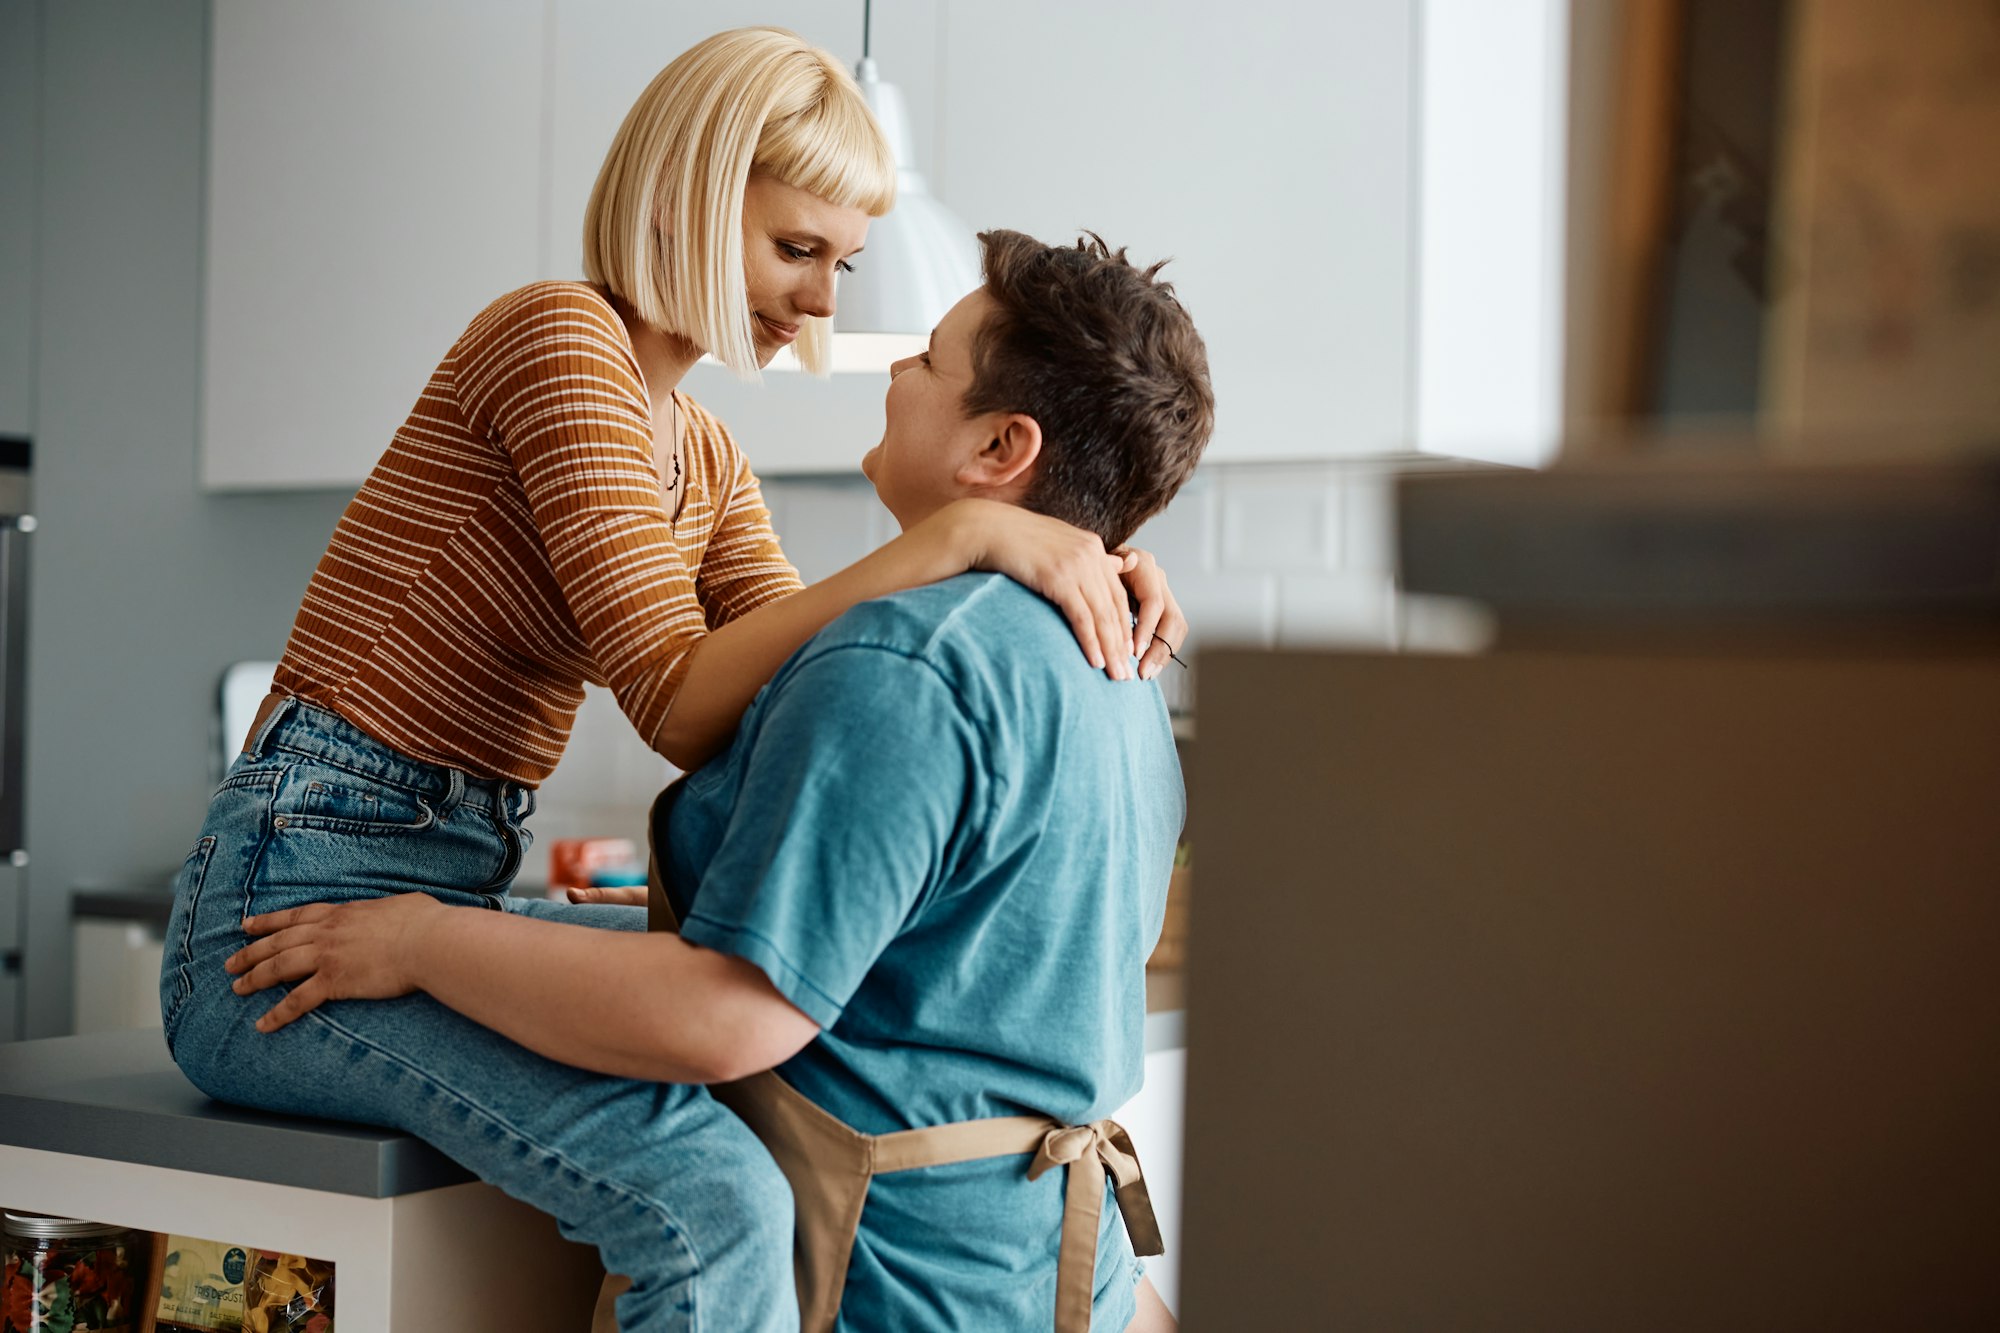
159, 697, 796, 1332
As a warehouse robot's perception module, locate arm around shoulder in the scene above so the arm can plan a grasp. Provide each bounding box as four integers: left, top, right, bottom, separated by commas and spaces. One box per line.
650, 499, 989, 768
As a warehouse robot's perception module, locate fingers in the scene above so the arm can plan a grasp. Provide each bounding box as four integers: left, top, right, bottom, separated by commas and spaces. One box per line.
255, 979, 329, 1034
565, 884, 644, 906
1139, 597, 1190, 682
226, 921, 313, 976
569, 883, 647, 907
1119, 547, 1166, 662
241, 903, 333, 936
1133, 600, 1165, 673
1095, 554, 1133, 680
224, 922, 331, 1032
1055, 551, 1137, 681
1055, 589, 1109, 674
229, 927, 322, 995
974, 511, 1145, 677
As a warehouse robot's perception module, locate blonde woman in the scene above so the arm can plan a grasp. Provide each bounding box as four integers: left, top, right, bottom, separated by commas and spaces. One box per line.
159, 28, 1184, 1333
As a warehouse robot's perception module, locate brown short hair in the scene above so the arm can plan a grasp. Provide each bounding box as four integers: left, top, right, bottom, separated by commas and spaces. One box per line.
965, 230, 1214, 549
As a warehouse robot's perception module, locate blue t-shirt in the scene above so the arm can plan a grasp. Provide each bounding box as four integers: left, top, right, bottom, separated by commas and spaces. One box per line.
665, 572, 1184, 1331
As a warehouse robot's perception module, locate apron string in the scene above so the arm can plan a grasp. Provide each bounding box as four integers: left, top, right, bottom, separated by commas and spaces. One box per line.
876, 1114, 1165, 1333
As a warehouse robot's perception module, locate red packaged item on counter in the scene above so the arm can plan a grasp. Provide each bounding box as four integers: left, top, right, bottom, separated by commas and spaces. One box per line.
546, 837, 639, 891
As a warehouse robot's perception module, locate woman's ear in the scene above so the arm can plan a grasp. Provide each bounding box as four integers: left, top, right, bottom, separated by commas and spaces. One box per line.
956, 413, 1042, 492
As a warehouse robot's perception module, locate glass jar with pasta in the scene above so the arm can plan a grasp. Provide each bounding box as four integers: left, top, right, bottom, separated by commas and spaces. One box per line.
2, 1211, 137, 1333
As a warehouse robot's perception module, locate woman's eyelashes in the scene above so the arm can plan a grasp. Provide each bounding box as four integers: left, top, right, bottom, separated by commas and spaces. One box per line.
776, 240, 856, 273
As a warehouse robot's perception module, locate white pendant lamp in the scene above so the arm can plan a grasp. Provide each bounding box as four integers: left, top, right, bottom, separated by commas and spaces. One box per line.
830, 4, 979, 365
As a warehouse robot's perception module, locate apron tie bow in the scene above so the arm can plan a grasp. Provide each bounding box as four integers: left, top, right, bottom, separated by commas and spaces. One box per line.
1023, 1117, 1166, 1330
1028, 1123, 1108, 1174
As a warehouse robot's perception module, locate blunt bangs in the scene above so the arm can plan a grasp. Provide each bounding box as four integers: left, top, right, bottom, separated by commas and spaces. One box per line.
582, 27, 894, 379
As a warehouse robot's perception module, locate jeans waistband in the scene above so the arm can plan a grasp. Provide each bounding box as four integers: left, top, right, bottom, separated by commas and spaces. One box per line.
246, 694, 534, 821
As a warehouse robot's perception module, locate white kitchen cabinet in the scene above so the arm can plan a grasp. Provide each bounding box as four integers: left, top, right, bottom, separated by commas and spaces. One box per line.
200, 1, 545, 490
933, 1, 1417, 464
934, 0, 1567, 467
198, 1, 1562, 486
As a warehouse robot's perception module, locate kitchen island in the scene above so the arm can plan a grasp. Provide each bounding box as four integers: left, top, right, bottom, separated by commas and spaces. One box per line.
0, 971, 1191, 1321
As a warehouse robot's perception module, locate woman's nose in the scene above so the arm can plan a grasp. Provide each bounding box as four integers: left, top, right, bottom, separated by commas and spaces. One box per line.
796, 265, 838, 320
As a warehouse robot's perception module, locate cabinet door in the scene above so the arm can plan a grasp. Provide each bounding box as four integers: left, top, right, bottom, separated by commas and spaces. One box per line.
201, 1, 544, 490
935, 0, 1417, 464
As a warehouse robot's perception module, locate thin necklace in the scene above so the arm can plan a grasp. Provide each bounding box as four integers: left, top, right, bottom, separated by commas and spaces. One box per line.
666, 391, 686, 527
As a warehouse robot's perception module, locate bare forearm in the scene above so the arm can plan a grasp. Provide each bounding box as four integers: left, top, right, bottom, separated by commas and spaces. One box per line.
655, 518, 969, 768
409, 908, 772, 1083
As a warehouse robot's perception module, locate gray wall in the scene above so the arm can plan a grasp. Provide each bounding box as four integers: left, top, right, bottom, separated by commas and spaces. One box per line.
1, 2, 36, 438
20, 1, 351, 1036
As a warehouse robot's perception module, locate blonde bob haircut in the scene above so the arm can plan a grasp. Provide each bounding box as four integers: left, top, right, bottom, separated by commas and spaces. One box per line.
583, 27, 896, 378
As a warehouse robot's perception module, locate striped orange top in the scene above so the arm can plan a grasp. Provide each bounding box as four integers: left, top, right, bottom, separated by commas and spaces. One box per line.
272, 281, 804, 785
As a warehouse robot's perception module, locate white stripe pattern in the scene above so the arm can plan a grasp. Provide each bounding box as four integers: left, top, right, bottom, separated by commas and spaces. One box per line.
273, 282, 803, 784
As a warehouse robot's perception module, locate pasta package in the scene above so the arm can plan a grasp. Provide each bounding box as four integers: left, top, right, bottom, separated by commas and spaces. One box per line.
154, 1236, 249, 1331
240, 1252, 332, 1333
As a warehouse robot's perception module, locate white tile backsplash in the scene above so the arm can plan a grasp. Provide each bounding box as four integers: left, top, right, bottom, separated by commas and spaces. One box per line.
1217, 468, 1338, 572
1338, 470, 1399, 573
1127, 477, 1217, 574
1168, 571, 1279, 648
1276, 573, 1397, 649
753, 460, 1485, 675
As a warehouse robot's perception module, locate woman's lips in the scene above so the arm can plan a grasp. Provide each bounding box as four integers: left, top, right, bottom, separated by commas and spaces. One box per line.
756, 313, 800, 343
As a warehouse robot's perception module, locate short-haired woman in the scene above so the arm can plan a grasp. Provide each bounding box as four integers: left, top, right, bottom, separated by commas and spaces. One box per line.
159, 28, 1184, 1333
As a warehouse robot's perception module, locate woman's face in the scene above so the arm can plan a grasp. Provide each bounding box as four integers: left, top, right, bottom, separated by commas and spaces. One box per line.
740, 175, 871, 366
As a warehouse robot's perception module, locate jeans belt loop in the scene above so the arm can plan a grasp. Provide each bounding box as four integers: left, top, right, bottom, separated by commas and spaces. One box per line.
438, 766, 466, 819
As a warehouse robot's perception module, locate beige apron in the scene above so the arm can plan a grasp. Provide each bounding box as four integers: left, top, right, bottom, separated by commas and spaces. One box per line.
591, 797, 1164, 1333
